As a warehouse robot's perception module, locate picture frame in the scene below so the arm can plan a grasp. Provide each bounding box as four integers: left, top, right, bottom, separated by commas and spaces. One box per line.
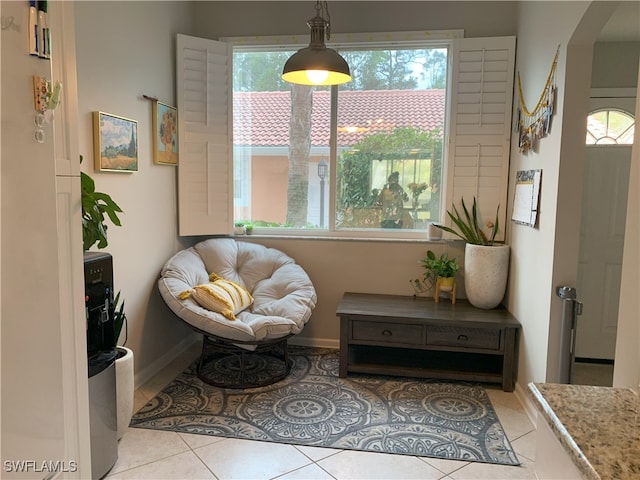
152, 101, 178, 165
93, 111, 138, 172
512, 169, 542, 228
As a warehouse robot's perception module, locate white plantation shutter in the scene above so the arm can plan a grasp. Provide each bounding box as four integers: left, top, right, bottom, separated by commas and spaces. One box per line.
444, 36, 516, 242
177, 34, 232, 236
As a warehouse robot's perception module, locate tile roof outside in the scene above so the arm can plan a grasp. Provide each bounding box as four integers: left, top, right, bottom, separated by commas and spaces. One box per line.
233, 89, 445, 148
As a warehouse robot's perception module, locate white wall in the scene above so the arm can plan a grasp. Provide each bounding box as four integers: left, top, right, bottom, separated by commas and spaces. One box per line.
592, 41, 640, 88
507, 2, 619, 388
613, 69, 640, 390
193, 1, 518, 39
74, 1, 196, 383
507, 1, 575, 388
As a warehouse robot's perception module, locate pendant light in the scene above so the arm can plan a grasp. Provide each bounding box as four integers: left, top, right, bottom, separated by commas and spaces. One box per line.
282, 1, 351, 86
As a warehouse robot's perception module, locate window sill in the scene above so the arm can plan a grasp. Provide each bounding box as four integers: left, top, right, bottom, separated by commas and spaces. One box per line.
233, 233, 454, 244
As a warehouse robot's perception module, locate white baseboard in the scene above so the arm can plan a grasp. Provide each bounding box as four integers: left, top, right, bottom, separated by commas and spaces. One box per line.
134, 333, 200, 389
514, 381, 538, 427
289, 336, 340, 349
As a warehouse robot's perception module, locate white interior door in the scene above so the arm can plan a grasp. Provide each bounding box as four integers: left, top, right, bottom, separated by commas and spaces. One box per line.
576, 96, 634, 360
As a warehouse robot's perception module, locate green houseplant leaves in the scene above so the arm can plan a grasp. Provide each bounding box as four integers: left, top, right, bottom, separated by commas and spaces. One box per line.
411, 249, 460, 295
80, 155, 123, 251
435, 197, 500, 245
421, 249, 460, 281
113, 291, 127, 346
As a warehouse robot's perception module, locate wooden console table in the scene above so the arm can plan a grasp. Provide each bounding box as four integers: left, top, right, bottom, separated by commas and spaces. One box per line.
336, 292, 521, 391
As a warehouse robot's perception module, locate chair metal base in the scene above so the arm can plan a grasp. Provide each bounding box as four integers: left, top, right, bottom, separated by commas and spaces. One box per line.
197, 334, 292, 389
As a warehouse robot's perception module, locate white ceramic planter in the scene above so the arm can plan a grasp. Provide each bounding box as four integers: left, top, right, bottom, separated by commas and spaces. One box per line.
115, 346, 134, 440
464, 244, 510, 309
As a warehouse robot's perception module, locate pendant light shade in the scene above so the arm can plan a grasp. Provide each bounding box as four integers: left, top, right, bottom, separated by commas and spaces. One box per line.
282, 1, 351, 86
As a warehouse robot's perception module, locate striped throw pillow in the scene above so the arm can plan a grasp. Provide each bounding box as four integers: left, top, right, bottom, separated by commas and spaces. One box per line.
178, 273, 253, 320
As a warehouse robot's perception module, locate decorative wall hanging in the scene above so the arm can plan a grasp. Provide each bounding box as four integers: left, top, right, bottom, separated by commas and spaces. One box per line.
152, 101, 178, 165
32, 75, 61, 143
93, 111, 138, 172
512, 169, 542, 227
516, 46, 560, 155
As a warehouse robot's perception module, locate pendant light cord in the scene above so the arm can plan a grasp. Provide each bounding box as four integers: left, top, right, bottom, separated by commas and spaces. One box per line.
318, 0, 331, 41
317, 0, 331, 40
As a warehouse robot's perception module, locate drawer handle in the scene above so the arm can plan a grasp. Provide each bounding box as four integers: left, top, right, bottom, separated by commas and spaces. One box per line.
382, 329, 393, 337
457, 334, 469, 341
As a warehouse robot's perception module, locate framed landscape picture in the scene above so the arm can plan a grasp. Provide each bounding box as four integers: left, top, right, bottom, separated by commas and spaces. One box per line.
152, 101, 178, 165
93, 111, 138, 172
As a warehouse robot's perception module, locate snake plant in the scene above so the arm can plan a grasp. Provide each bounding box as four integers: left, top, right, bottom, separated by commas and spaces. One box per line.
435, 197, 500, 245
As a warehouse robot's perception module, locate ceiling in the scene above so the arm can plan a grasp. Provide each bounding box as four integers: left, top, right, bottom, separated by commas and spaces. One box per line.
598, 2, 640, 42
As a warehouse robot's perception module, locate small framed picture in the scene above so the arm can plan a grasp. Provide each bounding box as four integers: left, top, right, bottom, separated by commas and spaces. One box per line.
93, 111, 138, 172
152, 101, 178, 165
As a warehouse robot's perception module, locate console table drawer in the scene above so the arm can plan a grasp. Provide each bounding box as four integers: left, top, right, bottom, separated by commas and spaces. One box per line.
352, 320, 423, 345
426, 326, 501, 350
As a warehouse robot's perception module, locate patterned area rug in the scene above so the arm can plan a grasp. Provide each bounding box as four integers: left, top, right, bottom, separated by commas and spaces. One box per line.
131, 346, 519, 465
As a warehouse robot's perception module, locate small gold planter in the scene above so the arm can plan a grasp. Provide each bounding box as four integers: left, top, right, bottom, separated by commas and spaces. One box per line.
434, 276, 456, 304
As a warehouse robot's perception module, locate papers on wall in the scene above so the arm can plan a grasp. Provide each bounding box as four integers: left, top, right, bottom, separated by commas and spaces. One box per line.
512, 169, 542, 227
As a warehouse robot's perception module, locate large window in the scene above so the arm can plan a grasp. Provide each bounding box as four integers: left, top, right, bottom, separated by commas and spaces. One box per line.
176, 34, 514, 240
232, 43, 448, 236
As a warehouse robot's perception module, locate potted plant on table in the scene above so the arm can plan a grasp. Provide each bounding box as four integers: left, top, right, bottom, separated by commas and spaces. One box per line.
420, 249, 459, 303
434, 197, 509, 309
81, 156, 133, 439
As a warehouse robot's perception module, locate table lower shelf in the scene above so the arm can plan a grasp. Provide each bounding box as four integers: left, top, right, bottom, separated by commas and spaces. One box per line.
343, 344, 505, 386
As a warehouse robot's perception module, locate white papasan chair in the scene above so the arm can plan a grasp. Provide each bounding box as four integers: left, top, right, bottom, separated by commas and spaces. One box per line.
158, 238, 317, 388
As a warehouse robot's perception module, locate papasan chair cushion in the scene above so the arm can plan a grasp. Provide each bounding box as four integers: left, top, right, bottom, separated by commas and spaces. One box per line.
158, 238, 317, 348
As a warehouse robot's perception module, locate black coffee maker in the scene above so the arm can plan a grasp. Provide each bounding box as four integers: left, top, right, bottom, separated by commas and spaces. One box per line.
84, 252, 116, 357
83, 251, 119, 478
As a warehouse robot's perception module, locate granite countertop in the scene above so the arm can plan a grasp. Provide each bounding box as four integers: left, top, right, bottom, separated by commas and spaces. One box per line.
528, 383, 640, 480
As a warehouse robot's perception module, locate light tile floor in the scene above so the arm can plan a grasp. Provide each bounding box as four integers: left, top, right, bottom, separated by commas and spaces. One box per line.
106, 345, 538, 480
